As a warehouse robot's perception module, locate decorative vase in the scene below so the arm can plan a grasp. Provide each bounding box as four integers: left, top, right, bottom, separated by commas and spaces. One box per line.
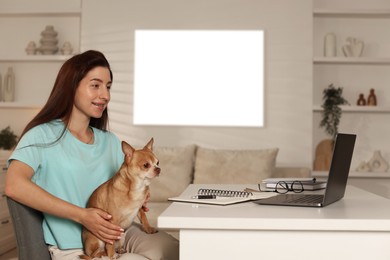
356, 93, 366, 106
38, 25, 59, 55
342, 37, 364, 57
3, 67, 15, 102
324, 33, 337, 57
368, 150, 389, 172
367, 88, 377, 106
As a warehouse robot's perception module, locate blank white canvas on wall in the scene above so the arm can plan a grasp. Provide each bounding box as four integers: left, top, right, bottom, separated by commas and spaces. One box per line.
133, 30, 264, 127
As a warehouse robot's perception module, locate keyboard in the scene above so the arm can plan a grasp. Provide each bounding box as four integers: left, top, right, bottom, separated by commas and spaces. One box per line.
286, 195, 324, 204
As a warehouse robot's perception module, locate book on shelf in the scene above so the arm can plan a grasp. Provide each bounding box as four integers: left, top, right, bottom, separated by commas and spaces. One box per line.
168, 188, 276, 206
261, 178, 327, 191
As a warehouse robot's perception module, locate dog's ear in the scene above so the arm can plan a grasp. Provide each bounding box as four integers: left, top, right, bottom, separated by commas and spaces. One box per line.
144, 138, 154, 151
122, 141, 135, 157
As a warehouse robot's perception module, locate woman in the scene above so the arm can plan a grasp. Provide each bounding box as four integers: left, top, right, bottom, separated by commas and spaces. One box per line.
5, 50, 179, 260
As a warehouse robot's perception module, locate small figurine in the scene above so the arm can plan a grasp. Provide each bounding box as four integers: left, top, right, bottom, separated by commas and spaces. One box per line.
25, 41, 37, 55
356, 93, 366, 106
61, 41, 73, 55
355, 161, 371, 172
367, 88, 377, 106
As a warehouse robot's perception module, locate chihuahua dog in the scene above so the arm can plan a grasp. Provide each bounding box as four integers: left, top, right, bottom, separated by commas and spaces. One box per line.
81, 138, 160, 259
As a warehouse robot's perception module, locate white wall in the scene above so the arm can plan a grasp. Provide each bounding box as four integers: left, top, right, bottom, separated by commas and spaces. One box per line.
81, 0, 313, 167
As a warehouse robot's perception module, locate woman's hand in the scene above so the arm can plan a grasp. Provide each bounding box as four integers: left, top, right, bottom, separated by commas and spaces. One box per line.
6, 160, 124, 245
80, 208, 124, 244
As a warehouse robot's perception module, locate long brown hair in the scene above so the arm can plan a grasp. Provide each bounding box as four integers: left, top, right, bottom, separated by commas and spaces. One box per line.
20, 50, 113, 140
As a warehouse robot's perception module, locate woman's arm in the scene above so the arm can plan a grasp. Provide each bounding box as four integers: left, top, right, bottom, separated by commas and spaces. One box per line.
5, 160, 123, 244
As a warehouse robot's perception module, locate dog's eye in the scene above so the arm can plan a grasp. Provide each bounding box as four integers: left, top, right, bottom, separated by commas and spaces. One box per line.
143, 162, 150, 169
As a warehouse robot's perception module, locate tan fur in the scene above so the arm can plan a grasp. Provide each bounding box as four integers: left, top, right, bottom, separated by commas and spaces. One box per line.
80, 138, 160, 259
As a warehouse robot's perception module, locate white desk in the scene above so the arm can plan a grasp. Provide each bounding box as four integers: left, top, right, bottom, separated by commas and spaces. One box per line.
158, 184, 390, 260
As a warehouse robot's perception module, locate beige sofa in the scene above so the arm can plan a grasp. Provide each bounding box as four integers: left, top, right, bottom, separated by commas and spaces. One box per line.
145, 145, 310, 238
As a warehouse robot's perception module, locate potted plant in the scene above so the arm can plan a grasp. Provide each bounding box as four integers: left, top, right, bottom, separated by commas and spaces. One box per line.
319, 84, 349, 141
314, 84, 349, 170
0, 126, 18, 158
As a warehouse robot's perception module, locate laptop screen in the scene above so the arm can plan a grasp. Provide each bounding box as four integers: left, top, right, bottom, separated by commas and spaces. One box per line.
323, 133, 356, 206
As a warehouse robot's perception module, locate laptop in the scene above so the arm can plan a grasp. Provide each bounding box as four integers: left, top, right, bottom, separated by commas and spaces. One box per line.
256, 133, 356, 207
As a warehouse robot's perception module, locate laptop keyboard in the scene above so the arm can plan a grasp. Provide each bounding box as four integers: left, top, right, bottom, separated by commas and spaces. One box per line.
286, 195, 324, 204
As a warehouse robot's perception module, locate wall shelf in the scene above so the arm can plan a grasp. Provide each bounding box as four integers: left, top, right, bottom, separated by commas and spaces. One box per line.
0, 10, 80, 17
312, 170, 390, 179
0, 102, 42, 109
313, 57, 390, 65
0, 55, 73, 62
313, 105, 390, 113
313, 9, 390, 17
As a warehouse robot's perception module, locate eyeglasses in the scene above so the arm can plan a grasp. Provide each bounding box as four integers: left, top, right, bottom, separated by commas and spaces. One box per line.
258, 181, 304, 194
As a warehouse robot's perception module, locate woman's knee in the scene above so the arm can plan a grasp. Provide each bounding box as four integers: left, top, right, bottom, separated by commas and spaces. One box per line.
125, 224, 179, 260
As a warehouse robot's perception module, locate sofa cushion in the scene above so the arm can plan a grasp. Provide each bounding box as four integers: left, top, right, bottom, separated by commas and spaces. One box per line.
193, 147, 278, 184
149, 145, 197, 202
272, 167, 311, 178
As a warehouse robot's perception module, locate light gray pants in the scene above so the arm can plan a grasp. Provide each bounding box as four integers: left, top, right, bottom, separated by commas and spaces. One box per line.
48, 223, 179, 260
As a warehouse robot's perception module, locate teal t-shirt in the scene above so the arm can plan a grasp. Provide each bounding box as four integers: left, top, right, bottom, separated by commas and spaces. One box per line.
9, 120, 124, 249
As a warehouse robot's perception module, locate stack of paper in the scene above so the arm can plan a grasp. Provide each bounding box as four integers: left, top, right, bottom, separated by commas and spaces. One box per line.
261, 178, 327, 191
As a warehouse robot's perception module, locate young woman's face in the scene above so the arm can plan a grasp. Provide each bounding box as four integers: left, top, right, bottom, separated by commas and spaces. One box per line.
73, 66, 112, 119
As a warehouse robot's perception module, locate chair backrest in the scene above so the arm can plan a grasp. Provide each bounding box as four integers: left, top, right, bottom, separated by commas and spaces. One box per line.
6, 197, 51, 260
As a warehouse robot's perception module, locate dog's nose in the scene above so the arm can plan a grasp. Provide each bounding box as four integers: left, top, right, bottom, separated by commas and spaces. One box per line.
155, 167, 161, 175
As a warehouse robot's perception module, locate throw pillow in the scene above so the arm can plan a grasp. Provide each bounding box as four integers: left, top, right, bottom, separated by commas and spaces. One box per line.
193, 147, 278, 184
149, 145, 197, 201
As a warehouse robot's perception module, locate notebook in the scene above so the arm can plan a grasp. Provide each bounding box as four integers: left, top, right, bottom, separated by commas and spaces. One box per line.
256, 133, 356, 207
168, 188, 275, 206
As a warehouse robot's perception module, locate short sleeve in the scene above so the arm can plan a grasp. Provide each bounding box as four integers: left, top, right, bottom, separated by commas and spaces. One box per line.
8, 127, 48, 172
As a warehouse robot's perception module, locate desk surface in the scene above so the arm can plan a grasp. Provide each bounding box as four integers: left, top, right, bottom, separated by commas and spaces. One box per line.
158, 184, 390, 232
